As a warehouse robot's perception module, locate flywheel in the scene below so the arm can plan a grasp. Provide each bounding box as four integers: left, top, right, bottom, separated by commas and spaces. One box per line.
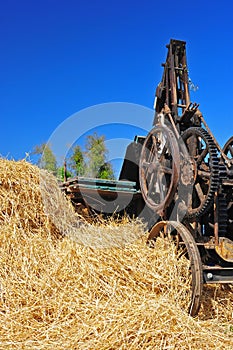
139, 125, 180, 216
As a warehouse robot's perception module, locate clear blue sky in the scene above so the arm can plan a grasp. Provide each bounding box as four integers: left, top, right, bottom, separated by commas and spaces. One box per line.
1, 0, 233, 167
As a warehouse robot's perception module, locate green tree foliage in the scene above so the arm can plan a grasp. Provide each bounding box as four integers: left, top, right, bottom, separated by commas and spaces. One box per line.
32, 133, 115, 180
84, 132, 115, 179
98, 162, 115, 179
69, 145, 85, 176
56, 166, 72, 181
32, 143, 57, 175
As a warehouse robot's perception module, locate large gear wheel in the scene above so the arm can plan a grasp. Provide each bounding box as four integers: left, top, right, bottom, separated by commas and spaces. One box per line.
181, 127, 219, 219
139, 125, 180, 216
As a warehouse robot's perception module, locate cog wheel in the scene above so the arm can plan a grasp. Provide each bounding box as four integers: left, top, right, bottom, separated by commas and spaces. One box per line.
181, 127, 219, 219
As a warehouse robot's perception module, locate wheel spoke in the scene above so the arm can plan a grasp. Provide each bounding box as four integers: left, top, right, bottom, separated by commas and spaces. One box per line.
197, 170, 211, 179
161, 165, 173, 175
196, 148, 208, 165
142, 161, 150, 168
151, 135, 157, 148
195, 182, 205, 203
158, 175, 165, 201
158, 140, 168, 160
151, 136, 159, 160
147, 172, 155, 195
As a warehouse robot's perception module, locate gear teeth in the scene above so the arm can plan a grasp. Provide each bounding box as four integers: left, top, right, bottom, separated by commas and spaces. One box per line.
181, 127, 219, 219
219, 162, 227, 181
218, 193, 228, 236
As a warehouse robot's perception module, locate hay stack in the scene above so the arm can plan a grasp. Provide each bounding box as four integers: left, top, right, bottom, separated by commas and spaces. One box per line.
0, 158, 233, 349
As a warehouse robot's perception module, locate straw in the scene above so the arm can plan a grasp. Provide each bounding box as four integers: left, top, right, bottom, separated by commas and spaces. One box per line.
1, 158, 233, 349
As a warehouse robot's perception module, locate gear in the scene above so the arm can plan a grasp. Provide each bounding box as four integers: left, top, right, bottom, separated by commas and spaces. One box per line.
181, 127, 219, 219
218, 193, 228, 236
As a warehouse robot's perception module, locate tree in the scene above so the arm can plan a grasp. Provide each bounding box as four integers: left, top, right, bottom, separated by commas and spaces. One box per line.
32, 143, 57, 175
84, 132, 115, 179
56, 165, 72, 181
98, 162, 115, 179
32, 133, 115, 180
69, 145, 85, 176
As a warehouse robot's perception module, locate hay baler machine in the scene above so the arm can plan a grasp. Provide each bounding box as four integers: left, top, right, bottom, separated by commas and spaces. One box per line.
140, 39, 233, 315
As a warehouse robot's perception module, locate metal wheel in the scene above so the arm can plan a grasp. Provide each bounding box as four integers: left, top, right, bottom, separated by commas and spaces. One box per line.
147, 220, 203, 316
181, 127, 219, 219
139, 126, 180, 216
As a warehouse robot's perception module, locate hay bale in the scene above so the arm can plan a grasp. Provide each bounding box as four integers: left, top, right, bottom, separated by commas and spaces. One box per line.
0, 158, 78, 236
1, 159, 233, 349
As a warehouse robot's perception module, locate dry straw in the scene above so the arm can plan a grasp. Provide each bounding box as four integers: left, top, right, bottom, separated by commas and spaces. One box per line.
0, 158, 233, 349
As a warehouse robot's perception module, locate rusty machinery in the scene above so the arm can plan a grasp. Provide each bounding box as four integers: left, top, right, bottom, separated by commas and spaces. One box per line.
140, 39, 233, 316
61, 39, 233, 316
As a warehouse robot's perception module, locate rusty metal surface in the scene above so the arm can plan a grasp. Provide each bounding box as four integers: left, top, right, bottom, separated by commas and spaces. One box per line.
141, 39, 233, 260
139, 39, 233, 314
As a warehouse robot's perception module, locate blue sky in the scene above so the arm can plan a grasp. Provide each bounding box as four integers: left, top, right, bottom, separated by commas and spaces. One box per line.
1, 0, 233, 174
